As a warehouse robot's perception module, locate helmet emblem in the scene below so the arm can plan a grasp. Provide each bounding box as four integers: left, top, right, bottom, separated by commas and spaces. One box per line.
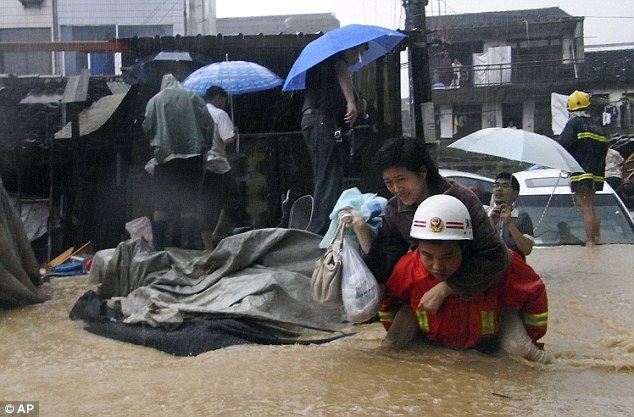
429, 216, 443, 233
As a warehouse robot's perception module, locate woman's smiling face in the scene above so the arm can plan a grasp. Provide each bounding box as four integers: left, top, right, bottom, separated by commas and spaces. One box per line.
382, 166, 427, 206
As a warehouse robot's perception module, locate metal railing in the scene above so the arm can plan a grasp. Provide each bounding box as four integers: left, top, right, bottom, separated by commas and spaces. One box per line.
432, 58, 588, 88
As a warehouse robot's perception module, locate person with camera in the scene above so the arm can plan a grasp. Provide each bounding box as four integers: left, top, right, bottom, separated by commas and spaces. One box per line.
487, 172, 534, 260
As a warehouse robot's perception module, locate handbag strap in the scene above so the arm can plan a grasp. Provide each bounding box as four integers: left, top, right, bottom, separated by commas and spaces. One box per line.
327, 220, 346, 250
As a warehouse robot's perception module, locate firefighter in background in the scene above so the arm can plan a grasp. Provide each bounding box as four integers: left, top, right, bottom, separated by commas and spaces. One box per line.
379, 195, 551, 364
558, 90, 608, 247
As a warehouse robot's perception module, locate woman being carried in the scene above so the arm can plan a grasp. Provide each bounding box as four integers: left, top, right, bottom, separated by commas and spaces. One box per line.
340, 137, 509, 317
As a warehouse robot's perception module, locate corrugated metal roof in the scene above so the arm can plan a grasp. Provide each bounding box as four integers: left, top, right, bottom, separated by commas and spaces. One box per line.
426, 7, 581, 31
216, 13, 340, 35
54, 92, 128, 139
19, 90, 64, 104
106, 81, 131, 95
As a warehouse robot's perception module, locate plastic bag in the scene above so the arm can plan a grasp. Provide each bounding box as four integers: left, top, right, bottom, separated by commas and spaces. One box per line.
341, 237, 382, 322
125, 216, 153, 247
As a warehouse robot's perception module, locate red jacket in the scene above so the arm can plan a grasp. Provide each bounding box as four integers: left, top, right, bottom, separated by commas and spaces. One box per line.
379, 250, 547, 350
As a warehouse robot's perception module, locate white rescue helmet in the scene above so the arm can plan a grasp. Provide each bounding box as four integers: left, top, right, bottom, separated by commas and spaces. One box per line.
410, 194, 473, 240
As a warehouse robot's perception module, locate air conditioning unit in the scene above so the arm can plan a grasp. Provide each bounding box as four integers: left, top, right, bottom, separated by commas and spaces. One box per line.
20, 0, 44, 7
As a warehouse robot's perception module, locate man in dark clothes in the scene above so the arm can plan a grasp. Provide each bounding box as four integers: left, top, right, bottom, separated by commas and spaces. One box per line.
300, 43, 368, 235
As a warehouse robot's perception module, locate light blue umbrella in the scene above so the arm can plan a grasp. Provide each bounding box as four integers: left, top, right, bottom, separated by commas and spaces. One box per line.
282, 24, 407, 92
182, 60, 284, 96
183, 60, 283, 152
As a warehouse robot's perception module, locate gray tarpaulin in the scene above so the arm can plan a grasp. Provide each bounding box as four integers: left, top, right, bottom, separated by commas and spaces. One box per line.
0, 177, 48, 308
93, 228, 346, 331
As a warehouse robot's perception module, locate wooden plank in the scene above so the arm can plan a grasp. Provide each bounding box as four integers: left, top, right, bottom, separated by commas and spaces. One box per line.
0, 40, 129, 53
62, 69, 90, 103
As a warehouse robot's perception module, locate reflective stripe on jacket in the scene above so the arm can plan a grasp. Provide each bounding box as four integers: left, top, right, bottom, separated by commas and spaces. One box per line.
558, 115, 607, 182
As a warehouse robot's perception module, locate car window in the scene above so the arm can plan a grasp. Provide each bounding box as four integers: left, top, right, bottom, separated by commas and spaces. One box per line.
523, 176, 571, 188
444, 176, 493, 206
515, 194, 634, 246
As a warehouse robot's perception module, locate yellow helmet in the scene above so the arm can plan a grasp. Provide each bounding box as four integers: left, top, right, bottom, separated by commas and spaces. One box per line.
567, 90, 590, 111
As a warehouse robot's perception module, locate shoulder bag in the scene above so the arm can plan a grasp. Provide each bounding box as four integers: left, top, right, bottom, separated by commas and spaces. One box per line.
311, 220, 345, 306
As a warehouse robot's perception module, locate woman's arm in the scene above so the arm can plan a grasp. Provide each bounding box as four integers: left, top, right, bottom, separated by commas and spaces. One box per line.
341, 201, 410, 284
445, 183, 510, 300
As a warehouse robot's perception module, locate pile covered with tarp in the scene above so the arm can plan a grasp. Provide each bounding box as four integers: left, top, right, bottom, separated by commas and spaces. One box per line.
0, 177, 47, 308
70, 228, 350, 356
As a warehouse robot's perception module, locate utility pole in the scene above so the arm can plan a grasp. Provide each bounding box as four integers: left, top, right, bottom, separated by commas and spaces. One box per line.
51, 0, 61, 74
403, 0, 434, 143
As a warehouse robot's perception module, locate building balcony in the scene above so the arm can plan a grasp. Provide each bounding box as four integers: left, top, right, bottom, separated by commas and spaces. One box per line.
431, 58, 588, 90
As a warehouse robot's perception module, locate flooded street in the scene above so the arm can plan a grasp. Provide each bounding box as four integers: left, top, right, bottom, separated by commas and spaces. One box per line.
1, 244, 633, 417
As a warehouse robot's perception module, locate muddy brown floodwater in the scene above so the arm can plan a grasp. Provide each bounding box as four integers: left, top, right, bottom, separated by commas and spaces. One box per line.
1, 245, 633, 417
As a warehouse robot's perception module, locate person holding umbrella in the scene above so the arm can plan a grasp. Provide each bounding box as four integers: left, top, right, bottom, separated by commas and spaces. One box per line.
558, 90, 608, 247
300, 43, 368, 235
283, 24, 407, 236
200, 86, 238, 251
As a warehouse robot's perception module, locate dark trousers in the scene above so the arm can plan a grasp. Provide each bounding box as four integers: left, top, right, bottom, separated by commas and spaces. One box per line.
301, 113, 344, 235
200, 169, 241, 231
153, 156, 203, 216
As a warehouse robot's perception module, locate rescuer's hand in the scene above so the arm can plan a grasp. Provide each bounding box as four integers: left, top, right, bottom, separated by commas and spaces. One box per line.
418, 281, 453, 314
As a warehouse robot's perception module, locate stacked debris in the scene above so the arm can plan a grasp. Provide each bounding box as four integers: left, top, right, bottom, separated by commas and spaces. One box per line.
0, 75, 66, 190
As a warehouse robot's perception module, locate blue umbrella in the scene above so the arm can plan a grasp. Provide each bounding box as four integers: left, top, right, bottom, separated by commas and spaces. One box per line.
282, 24, 407, 92
182, 60, 284, 96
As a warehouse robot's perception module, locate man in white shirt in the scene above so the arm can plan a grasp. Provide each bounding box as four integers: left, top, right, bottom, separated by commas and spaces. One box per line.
487, 172, 534, 260
201, 86, 237, 251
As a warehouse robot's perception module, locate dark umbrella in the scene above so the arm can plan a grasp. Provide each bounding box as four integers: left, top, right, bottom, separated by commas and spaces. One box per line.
122, 51, 210, 87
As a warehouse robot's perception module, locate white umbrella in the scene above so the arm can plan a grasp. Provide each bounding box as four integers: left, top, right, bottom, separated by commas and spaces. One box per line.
447, 127, 584, 172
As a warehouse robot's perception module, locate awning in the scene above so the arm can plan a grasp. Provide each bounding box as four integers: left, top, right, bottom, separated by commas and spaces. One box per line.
54, 91, 128, 139
19, 90, 64, 105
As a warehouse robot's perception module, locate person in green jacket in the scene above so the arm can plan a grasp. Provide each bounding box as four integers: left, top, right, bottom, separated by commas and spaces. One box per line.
143, 74, 214, 250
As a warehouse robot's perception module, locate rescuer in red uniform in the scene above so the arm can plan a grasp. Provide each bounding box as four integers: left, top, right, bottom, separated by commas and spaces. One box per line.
379, 194, 551, 363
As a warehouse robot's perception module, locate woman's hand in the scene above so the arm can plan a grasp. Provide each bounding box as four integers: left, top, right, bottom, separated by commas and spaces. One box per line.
337, 208, 373, 255
338, 208, 364, 230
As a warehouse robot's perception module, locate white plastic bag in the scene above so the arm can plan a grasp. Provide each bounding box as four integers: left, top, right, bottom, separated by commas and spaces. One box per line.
341, 237, 382, 323
125, 216, 153, 247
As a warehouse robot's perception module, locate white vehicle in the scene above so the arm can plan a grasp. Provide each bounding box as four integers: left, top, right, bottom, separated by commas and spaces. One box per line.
513, 169, 634, 246
439, 169, 494, 206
